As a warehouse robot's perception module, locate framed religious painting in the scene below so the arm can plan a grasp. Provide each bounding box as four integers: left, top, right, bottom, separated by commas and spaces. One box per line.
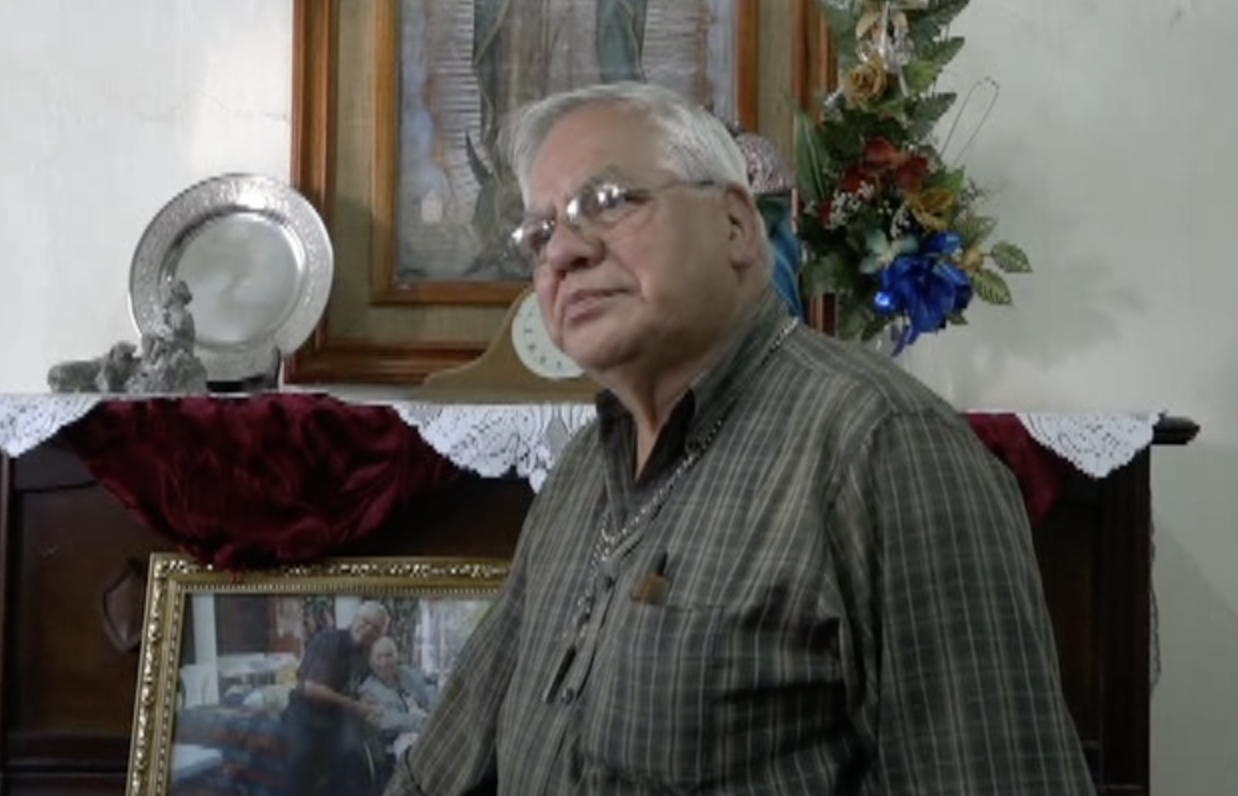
124, 553, 508, 796
285, 0, 776, 384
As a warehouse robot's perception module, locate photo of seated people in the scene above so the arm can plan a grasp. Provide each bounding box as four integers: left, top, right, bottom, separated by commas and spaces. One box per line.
168, 592, 490, 796
358, 636, 442, 765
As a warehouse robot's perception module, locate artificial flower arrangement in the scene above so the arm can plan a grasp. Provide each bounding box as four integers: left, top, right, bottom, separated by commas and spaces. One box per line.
794, 0, 1031, 354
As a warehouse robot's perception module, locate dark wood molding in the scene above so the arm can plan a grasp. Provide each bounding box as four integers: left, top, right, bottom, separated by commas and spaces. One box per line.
1153, 415, 1200, 445
792, 0, 838, 336
0, 417, 1197, 794
0, 449, 10, 787
1095, 452, 1152, 794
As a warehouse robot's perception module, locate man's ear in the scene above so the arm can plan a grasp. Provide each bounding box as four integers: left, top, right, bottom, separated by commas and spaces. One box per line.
722, 186, 765, 271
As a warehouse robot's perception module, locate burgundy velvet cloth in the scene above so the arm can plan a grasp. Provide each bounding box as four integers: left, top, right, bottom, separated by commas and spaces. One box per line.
965, 413, 1072, 528
61, 397, 1071, 568
64, 394, 462, 568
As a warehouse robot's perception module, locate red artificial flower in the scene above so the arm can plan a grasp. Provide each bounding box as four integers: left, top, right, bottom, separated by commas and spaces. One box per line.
893, 154, 929, 192
858, 137, 929, 194
840, 164, 875, 194
863, 137, 905, 170
817, 198, 834, 226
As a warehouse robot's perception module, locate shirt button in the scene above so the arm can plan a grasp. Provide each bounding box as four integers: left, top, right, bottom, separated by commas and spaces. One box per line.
560, 687, 576, 704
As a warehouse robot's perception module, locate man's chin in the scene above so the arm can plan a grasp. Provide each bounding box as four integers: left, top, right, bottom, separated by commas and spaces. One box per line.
564, 340, 638, 379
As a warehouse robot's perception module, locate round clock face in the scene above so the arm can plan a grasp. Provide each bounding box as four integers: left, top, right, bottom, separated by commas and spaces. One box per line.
511, 292, 584, 380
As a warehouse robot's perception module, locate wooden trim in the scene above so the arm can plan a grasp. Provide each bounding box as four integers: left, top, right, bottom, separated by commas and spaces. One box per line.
368, 0, 524, 307
792, 0, 838, 335
1152, 416, 1201, 445
372, 281, 528, 306
290, 0, 334, 224
0, 451, 10, 776
370, 0, 400, 301
286, 0, 510, 383
1096, 453, 1152, 793
793, 0, 836, 109
735, 0, 760, 131
289, 338, 487, 384
288, 0, 338, 377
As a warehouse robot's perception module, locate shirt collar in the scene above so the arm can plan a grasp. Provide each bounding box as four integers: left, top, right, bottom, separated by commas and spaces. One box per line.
681, 288, 794, 449
595, 287, 793, 454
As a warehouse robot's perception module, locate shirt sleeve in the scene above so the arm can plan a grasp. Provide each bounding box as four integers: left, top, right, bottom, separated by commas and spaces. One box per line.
400, 665, 440, 711
298, 630, 344, 688
845, 411, 1096, 796
383, 546, 527, 796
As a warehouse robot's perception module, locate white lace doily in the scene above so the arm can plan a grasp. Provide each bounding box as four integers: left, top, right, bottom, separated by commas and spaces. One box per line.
0, 393, 104, 457
389, 401, 596, 492
1015, 411, 1162, 479
0, 394, 1163, 490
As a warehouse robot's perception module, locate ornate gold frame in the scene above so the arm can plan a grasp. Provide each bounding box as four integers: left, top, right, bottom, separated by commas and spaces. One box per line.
124, 553, 509, 796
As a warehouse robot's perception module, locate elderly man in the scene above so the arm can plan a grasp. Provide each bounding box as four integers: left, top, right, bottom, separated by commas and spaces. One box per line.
359, 636, 439, 738
284, 600, 390, 796
385, 82, 1094, 795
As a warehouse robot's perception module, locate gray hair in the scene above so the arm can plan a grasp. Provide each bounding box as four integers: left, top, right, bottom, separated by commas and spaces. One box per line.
501, 81, 751, 201
353, 600, 389, 630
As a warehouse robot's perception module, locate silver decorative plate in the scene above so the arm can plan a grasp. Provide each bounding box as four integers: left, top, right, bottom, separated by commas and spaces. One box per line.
128, 173, 333, 382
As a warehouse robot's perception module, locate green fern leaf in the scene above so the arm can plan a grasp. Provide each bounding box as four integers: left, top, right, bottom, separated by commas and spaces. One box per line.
906, 92, 958, 140
802, 251, 858, 297
908, 0, 970, 42
903, 59, 943, 95
837, 297, 879, 340
918, 36, 966, 70
794, 109, 831, 205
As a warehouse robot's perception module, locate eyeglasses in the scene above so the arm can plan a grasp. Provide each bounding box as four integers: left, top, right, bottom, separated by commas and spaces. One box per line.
510, 177, 717, 266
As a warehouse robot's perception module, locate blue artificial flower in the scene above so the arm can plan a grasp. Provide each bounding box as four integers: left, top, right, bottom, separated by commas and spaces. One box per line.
872, 229, 973, 353
922, 230, 963, 258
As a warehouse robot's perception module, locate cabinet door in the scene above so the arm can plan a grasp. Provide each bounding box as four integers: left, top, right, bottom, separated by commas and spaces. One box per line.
1, 445, 179, 780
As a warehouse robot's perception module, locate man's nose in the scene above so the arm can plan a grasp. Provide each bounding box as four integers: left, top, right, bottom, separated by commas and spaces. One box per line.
542, 221, 604, 274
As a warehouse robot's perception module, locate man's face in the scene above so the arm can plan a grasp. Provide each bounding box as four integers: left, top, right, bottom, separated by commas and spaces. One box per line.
352, 614, 386, 647
524, 105, 748, 379
371, 643, 398, 679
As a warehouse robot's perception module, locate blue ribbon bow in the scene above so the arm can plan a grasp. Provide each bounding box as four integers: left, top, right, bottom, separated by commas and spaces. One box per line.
873, 231, 972, 353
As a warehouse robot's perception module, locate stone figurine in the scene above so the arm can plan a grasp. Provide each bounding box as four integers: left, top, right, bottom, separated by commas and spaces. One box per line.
48, 280, 209, 395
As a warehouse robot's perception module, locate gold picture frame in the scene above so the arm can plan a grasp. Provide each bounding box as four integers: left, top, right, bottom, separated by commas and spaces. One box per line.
285, 0, 765, 384
124, 553, 509, 796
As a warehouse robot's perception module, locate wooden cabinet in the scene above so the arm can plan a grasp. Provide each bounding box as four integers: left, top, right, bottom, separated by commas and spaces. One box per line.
0, 438, 531, 796
0, 420, 1197, 795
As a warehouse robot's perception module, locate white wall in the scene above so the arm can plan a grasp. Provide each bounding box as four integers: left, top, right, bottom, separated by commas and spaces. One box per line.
0, 0, 292, 375
0, 0, 1233, 791
904, 2, 1238, 793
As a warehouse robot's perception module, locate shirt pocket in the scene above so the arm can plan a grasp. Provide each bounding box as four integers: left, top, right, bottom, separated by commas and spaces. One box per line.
578, 601, 727, 788
713, 613, 850, 774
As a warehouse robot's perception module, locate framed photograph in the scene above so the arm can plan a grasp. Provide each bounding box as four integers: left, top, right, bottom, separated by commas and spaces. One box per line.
125, 554, 509, 796
286, 0, 765, 384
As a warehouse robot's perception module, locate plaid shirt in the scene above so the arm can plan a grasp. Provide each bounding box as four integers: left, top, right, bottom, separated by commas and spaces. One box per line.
386, 291, 1095, 795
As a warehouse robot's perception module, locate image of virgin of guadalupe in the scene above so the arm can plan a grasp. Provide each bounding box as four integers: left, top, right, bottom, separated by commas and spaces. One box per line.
394, 0, 738, 284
